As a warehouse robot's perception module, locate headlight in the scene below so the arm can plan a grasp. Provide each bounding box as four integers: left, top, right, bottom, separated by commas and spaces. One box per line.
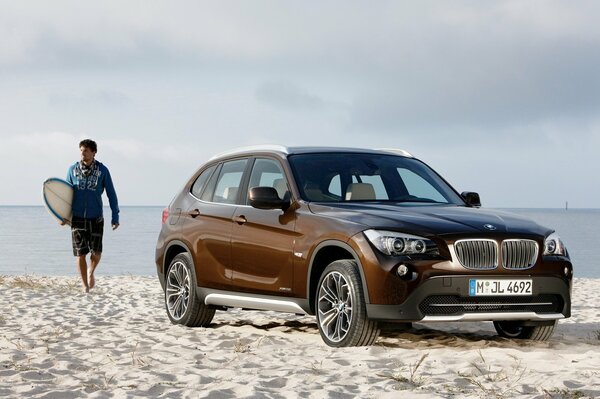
364, 230, 439, 257
544, 232, 567, 256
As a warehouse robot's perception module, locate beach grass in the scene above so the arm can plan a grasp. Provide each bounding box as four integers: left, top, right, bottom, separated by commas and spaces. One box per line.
543, 388, 587, 398
1, 275, 81, 293
378, 353, 429, 390
457, 351, 528, 399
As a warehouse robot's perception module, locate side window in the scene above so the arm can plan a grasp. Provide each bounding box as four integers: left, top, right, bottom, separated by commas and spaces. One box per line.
328, 175, 342, 197
211, 159, 248, 204
191, 165, 216, 198
247, 158, 288, 202
397, 168, 447, 203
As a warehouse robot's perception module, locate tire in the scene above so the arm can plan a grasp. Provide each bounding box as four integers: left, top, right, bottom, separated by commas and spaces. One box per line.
315, 260, 380, 347
165, 253, 215, 327
493, 320, 557, 341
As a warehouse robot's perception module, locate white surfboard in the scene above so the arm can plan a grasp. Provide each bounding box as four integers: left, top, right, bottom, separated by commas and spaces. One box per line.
43, 178, 74, 224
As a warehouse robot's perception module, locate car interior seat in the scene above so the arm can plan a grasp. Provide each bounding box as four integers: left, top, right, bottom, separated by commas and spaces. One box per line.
345, 183, 376, 200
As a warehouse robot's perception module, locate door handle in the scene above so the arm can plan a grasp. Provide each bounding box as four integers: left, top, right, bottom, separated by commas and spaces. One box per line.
188, 209, 201, 218
233, 215, 247, 225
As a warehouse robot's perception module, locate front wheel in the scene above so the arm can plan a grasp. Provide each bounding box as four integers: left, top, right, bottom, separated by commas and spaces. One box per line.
165, 253, 215, 327
316, 260, 380, 347
493, 320, 557, 341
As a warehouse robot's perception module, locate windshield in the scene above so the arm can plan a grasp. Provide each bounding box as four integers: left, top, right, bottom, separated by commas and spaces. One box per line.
288, 153, 464, 205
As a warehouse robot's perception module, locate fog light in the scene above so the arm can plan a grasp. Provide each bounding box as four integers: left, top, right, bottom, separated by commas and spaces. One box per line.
397, 264, 409, 277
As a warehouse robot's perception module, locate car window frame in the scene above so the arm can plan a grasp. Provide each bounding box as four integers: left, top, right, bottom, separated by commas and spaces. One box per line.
288, 152, 465, 205
242, 157, 291, 205
189, 164, 218, 200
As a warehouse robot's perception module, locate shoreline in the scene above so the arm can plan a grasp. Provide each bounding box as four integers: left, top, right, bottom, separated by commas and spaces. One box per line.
0, 276, 598, 398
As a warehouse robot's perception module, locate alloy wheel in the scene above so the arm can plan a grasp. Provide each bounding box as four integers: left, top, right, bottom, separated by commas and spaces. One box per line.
317, 271, 353, 343
166, 261, 191, 320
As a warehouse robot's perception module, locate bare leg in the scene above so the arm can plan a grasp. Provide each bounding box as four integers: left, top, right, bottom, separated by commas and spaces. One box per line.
76, 255, 89, 293
89, 252, 102, 289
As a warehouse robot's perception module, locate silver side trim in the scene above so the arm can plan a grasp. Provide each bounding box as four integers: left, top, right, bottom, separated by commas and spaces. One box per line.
205, 293, 307, 314
429, 302, 553, 307
421, 312, 564, 322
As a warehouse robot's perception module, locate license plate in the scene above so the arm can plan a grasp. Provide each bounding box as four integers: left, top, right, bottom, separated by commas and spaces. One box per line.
469, 279, 532, 296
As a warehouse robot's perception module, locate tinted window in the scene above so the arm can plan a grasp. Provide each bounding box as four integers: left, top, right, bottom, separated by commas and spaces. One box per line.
191, 165, 217, 198
211, 159, 248, 204
247, 158, 289, 202
288, 153, 463, 204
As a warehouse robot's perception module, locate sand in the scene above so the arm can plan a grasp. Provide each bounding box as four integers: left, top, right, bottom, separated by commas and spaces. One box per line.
0, 275, 598, 398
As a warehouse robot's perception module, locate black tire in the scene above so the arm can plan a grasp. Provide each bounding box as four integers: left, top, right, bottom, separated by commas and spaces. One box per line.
493, 320, 557, 341
315, 260, 380, 347
165, 253, 215, 327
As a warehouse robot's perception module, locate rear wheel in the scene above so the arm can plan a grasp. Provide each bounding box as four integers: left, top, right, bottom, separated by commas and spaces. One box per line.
493, 320, 557, 341
165, 253, 215, 327
316, 260, 379, 347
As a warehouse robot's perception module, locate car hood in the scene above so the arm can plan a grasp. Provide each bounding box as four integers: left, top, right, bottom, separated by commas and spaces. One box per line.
307, 202, 552, 238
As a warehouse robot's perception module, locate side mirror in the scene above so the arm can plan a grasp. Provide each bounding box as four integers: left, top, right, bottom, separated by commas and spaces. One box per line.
461, 191, 481, 207
249, 187, 291, 210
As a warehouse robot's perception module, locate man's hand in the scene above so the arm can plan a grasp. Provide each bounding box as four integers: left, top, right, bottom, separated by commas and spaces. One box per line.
112, 223, 120, 231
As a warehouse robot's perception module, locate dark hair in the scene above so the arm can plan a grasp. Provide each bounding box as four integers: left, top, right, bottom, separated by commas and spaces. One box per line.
79, 139, 97, 153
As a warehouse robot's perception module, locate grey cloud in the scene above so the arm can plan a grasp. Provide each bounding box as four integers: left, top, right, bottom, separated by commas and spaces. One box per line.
48, 89, 131, 108
256, 80, 325, 110
349, 38, 600, 132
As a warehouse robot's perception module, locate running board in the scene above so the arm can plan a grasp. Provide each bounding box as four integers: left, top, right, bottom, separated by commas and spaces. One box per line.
421, 312, 564, 322
204, 293, 308, 315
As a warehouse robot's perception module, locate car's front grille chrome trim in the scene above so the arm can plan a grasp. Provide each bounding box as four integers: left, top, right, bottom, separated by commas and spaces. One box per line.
453, 239, 540, 270
454, 239, 498, 269
502, 239, 539, 270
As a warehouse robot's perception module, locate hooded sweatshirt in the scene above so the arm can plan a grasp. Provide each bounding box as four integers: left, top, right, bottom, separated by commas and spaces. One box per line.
66, 160, 119, 224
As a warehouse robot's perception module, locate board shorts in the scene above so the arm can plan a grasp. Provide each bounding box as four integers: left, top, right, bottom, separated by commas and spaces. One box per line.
71, 217, 104, 256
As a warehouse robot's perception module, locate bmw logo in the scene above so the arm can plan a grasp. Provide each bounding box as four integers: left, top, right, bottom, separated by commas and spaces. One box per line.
483, 224, 497, 231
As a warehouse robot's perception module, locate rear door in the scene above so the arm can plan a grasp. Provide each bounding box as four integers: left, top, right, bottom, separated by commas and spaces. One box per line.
182, 158, 249, 290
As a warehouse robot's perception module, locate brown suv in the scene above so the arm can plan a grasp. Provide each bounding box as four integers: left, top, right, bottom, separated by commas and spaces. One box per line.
156, 146, 572, 347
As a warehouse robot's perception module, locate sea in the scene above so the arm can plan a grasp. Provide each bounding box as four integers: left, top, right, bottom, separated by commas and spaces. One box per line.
0, 206, 598, 278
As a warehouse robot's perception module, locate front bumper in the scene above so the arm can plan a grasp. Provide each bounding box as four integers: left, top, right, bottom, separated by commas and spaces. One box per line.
366, 275, 571, 322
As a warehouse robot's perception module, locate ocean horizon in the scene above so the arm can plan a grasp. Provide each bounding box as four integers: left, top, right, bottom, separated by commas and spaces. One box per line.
0, 206, 597, 278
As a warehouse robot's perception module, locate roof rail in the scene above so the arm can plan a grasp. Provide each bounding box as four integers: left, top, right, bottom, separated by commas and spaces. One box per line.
209, 145, 289, 160
376, 148, 413, 157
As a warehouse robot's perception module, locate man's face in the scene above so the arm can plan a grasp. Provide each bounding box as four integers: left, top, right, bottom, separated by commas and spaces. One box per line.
80, 146, 96, 164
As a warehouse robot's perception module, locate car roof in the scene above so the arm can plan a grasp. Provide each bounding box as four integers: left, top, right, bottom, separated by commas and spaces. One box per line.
209, 145, 413, 161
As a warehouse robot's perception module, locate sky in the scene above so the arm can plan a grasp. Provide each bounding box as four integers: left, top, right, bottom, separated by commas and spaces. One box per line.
1, 1, 599, 208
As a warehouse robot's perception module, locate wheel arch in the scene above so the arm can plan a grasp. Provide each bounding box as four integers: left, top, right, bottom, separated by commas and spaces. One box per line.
162, 240, 193, 278
307, 240, 370, 314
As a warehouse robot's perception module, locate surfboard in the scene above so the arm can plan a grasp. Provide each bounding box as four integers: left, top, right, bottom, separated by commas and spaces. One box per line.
43, 178, 74, 224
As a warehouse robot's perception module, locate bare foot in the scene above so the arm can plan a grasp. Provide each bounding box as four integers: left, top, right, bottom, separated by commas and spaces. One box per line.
88, 273, 95, 289
82, 286, 90, 293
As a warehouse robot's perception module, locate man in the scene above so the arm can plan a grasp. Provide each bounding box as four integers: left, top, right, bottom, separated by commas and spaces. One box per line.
64, 139, 119, 293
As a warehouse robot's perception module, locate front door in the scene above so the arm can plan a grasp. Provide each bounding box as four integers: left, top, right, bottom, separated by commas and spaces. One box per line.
230, 158, 297, 295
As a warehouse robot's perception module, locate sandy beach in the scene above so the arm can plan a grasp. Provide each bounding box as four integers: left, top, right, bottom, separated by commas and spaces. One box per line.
1, 276, 598, 398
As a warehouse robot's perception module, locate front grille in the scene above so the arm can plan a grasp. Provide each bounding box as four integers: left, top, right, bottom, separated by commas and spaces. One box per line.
454, 239, 498, 269
454, 239, 540, 270
502, 239, 538, 269
419, 294, 563, 316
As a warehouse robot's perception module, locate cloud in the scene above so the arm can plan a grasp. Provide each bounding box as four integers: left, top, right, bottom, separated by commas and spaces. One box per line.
48, 89, 131, 108
256, 80, 325, 110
